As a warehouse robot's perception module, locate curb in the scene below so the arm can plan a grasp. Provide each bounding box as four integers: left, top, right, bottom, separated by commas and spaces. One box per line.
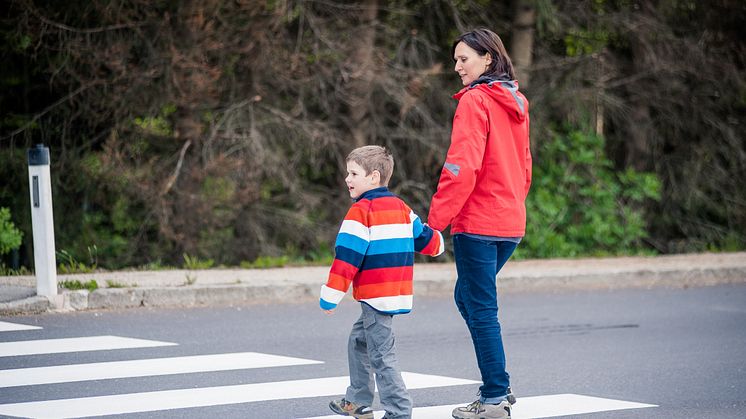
2, 252, 745, 315
496, 265, 746, 292
33, 283, 320, 314
0, 296, 50, 315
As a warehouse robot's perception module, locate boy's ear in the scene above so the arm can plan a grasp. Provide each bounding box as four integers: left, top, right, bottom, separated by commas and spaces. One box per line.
370, 170, 381, 185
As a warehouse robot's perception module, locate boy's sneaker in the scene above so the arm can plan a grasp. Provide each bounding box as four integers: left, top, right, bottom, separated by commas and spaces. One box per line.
452, 400, 511, 419
328, 398, 373, 419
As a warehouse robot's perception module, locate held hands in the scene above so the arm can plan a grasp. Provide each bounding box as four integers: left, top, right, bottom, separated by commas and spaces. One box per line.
423, 222, 441, 232
322, 308, 335, 315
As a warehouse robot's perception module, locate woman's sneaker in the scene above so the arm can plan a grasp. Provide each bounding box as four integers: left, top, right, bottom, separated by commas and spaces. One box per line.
328, 398, 374, 419
452, 400, 511, 419
506, 386, 517, 405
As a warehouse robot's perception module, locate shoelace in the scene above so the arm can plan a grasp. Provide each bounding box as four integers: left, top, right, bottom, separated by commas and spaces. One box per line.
341, 399, 371, 414
340, 399, 354, 411
464, 400, 484, 413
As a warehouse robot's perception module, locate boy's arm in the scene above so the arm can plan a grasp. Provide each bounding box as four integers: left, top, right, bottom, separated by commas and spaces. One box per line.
320, 203, 370, 311
411, 210, 445, 257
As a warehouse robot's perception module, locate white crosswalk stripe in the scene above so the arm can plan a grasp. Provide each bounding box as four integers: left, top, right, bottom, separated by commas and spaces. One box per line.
0, 335, 176, 357
0, 320, 42, 332
0, 372, 477, 418
0, 351, 322, 388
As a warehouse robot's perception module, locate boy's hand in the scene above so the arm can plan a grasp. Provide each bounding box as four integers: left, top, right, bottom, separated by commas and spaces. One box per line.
423, 222, 440, 232
322, 308, 335, 315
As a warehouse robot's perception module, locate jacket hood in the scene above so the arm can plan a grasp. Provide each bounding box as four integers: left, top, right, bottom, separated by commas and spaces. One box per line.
453, 75, 528, 122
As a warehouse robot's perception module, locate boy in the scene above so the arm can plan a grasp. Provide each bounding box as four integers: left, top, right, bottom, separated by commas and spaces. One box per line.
320, 145, 445, 419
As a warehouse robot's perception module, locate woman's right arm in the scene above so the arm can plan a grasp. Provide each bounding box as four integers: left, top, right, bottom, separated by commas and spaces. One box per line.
427, 92, 488, 231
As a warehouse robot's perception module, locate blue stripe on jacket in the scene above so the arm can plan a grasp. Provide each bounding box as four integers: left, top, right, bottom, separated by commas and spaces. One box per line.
367, 238, 415, 255
360, 252, 414, 270
414, 225, 435, 253
412, 216, 424, 238
335, 233, 369, 255
335, 246, 365, 267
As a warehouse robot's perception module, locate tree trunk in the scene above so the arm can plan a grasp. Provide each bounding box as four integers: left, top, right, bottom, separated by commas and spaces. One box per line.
346, 0, 378, 148
510, 0, 536, 87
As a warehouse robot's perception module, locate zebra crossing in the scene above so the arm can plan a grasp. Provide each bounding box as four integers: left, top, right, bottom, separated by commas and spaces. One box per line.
0, 319, 656, 418
0, 321, 42, 332
0, 335, 176, 357
0, 352, 323, 388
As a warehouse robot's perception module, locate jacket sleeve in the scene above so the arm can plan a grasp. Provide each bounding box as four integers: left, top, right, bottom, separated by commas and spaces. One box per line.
525, 116, 532, 197
320, 203, 370, 310
410, 210, 445, 257
428, 92, 488, 231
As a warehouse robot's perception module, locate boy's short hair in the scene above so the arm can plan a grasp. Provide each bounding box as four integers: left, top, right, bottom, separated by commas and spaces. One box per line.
346, 145, 394, 186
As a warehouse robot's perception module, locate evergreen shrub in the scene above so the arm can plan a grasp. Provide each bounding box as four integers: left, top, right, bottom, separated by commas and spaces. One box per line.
517, 130, 660, 258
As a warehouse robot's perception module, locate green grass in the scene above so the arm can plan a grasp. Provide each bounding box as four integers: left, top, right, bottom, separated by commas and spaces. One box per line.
0, 264, 32, 276
105, 280, 132, 288
182, 253, 214, 270
59, 279, 99, 292
240, 255, 289, 269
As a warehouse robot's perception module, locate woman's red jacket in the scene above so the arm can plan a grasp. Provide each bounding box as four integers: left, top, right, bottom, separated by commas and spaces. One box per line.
428, 80, 532, 237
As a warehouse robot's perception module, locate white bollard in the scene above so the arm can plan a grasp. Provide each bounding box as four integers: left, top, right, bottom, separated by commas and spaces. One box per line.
27, 144, 57, 298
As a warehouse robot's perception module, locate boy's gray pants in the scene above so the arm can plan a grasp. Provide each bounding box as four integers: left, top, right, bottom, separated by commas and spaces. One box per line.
345, 303, 412, 419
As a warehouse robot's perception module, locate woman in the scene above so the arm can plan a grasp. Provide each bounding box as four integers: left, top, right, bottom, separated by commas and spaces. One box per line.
427, 28, 531, 419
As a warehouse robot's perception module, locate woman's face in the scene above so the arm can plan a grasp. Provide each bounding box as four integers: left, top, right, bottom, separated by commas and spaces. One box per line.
453, 41, 492, 86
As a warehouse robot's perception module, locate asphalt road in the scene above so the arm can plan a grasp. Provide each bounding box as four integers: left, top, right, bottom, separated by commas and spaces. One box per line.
1, 284, 745, 418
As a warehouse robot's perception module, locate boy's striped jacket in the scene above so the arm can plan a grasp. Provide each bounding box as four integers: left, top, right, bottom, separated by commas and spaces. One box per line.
320, 187, 445, 314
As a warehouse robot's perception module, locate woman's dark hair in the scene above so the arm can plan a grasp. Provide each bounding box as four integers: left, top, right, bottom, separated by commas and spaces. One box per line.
452, 28, 516, 80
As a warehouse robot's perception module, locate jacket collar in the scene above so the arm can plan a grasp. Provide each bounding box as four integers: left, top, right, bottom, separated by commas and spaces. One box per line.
355, 186, 393, 202
454, 73, 514, 99
452, 73, 527, 121
469, 73, 512, 88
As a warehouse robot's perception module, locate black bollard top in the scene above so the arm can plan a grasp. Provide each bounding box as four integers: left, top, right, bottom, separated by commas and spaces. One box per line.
27, 144, 50, 166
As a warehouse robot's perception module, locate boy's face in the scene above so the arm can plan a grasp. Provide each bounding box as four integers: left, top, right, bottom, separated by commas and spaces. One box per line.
345, 161, 380, 199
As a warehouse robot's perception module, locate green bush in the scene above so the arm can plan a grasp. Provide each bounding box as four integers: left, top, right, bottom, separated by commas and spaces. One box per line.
0, 207, 23, 255
517, 130, 660, 258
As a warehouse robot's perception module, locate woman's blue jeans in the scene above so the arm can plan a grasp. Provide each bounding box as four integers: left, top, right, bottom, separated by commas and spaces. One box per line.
453, 234, 517, 402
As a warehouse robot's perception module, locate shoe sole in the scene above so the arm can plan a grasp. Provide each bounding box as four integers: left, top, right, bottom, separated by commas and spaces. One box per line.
452, 415, 511, 419
452, 417, 511, 419
452, 403, 511, 419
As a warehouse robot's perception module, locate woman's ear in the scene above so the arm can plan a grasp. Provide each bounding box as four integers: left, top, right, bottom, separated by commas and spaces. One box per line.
484, 52, 492, 66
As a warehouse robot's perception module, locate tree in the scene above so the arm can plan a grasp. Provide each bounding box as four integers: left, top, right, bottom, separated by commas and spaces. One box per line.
510, 0, 536, 87
1, 0, 743, 269
0, 208, 22, 256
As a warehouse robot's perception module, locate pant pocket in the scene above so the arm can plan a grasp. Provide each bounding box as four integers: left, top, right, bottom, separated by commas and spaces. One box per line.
362, 304, 378, 328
